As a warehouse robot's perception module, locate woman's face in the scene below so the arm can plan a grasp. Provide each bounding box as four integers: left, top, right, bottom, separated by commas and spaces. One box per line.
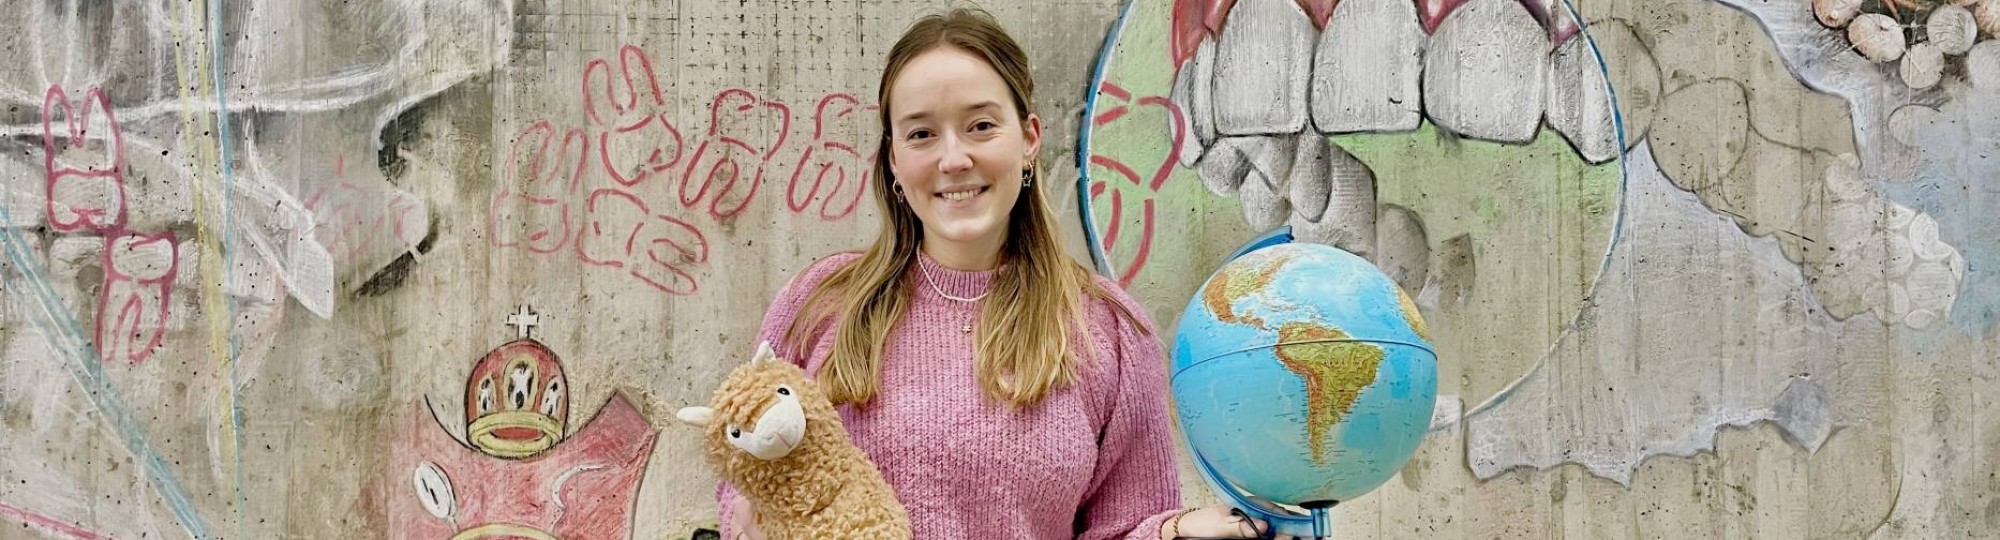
886, 46, 1041, 266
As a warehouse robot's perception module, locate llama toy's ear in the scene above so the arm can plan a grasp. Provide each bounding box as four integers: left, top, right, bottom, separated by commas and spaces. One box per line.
752, 341, 778, 365
676, 406, 715, 427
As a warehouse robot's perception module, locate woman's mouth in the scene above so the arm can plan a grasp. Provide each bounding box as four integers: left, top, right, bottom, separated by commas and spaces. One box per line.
937, 186, 989, 205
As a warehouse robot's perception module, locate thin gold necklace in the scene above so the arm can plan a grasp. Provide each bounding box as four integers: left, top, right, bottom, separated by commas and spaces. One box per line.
917, 260, 986, 333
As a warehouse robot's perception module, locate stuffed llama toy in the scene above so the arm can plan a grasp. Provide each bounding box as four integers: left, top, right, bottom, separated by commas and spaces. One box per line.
675, 342, 910, 540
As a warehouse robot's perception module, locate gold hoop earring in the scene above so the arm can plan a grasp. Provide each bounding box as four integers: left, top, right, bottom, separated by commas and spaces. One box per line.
892, 182, 905, 201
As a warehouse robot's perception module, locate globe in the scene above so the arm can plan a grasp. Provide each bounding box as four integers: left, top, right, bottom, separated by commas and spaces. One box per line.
1170, 234, 1438, 535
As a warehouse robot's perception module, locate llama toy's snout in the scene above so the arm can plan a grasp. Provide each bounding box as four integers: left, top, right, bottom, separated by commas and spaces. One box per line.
728, 386, 807, 460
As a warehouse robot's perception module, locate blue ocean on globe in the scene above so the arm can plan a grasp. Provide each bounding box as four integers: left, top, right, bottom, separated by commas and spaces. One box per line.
1171, 241, 1438, 506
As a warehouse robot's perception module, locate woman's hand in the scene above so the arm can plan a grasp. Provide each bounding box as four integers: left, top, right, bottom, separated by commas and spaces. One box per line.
1161, 506, 1325, 540
729, 495, 765, 540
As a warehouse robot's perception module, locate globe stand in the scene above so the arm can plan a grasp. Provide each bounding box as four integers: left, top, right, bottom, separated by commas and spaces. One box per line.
1188, 444, 1336, 539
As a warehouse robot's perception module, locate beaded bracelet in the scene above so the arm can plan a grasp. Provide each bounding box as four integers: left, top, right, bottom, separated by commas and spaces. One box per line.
1164, 508, 1198, 539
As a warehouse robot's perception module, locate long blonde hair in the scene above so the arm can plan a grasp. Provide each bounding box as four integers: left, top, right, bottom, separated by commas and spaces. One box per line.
782, 8, 1146, 408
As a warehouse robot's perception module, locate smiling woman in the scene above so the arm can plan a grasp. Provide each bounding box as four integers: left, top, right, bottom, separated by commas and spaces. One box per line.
706, 7, 1289, 540
883, 52, 1040, 270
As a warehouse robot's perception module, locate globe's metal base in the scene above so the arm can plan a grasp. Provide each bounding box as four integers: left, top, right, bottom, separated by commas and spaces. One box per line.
1188, 445, 1340, 538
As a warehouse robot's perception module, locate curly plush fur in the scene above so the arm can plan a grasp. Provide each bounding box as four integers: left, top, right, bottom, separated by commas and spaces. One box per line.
677, 342, 910, 540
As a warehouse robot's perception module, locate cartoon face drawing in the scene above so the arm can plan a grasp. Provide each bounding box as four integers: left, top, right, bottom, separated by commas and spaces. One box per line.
463, 340, 571, 458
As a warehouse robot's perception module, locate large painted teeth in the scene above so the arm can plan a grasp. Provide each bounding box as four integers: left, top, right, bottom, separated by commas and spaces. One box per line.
1312, 0, 1424, 134
1423, 0, 1549, 144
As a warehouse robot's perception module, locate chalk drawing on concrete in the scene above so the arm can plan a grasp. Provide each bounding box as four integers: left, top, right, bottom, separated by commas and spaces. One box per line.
490, 42, 880, 298
1087, 0, 1989, 489
1695, 0, 1992, 332
389, 305, 657, 540
1085, 0, 1625, 289
1464, 141, 1869, 483
1083, 0, 1624, 432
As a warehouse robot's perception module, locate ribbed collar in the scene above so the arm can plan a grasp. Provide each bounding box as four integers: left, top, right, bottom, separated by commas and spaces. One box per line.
913, 250, 998, 302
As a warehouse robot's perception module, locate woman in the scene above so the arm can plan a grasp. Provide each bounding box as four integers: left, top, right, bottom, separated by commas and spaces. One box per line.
720, 8, 1293, 539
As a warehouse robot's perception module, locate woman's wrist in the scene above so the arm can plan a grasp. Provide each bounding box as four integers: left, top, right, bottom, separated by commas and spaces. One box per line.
1160, 507, 1197, 540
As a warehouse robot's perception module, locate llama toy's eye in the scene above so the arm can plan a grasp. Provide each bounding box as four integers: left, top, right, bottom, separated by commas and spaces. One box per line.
728, 426, 741, 439
776, 386, 792, 396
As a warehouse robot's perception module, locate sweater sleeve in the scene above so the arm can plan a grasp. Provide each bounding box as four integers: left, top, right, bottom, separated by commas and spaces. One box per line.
715, 252, 858, 538
1075, 282, 1185, 540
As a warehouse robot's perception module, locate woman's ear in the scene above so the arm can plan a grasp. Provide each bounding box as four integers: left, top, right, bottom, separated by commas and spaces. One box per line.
1022, 113, 1043, 163
886, 137, 901, 180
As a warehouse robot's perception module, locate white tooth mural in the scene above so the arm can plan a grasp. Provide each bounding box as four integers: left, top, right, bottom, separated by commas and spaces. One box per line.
1310, 0, 1424, 134
1287, 135, 1334, 222
1546, 32, 1620, 164
1374, 205, 1430, 296
1287, 135, 1377, 259
1423, 0, 1550, 143
1214, 0, 1316, 136
1238, 134, 1298, 230
1172, 37, 1219, 167
1197, 137, 1255, 196
1240, 164, 1292, 231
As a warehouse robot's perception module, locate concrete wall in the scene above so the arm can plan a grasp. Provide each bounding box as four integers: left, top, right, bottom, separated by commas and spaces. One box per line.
0, 0, 1992, 538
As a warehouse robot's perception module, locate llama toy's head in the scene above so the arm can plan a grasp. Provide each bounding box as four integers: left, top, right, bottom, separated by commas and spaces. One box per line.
676, 342, 829, 461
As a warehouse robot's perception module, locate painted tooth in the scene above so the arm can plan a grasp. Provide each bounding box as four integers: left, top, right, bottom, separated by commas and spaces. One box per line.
1287, 133, 1372, 225
1240, 164, 1291, 232
1289, 134, 1335, 222
1812, 0, 1863, 29
1975, 0, 2000, 37
1546, 32, 1620, 164
1423, 0, 1549, 143
1927, 5, 1977, 56
1214, 0, 1316, 136
1288, 136, 1376, 259
1172, 37, 1219, 167
1238, 134, 1298, 231
1310, 0, 1425, 134
1375, 205, 1429, 296
1900, 42, 1945, 89
1198, 137, 1256, 196
1848, 14, 1906, 63
1966, 41, 2000, 90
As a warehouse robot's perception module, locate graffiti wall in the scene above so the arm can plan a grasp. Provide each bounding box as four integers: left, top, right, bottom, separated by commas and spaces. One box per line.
1084, 0, 1996, 537
0, 0, 1992, 538
0, 1, 1117, 538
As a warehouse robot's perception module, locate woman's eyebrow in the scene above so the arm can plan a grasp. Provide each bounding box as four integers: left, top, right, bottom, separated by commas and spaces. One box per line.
895, 101, 1003, 124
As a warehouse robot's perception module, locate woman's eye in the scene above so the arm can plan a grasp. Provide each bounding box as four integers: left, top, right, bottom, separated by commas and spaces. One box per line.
972, 121, 997, 132
905, 129, 932, 140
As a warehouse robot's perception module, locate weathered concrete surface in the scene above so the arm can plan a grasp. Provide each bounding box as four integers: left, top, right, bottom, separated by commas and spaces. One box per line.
0, 0, 1994, 538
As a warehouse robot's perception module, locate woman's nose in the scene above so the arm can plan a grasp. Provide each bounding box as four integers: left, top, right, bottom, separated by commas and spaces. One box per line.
936, 133, 974, 175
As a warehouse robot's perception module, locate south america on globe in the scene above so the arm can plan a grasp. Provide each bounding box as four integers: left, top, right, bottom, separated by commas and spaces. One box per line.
1171, 241, 1438, 509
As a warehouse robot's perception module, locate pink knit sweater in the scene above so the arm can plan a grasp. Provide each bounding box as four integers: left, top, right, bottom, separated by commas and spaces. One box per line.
715, 251, 1182, 539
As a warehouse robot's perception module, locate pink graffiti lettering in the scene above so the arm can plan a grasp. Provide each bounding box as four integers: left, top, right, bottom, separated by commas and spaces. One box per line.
491, 121, 588, 254
785, 94, 878, 221
680, 88, 792, 221
585, 45, 685, 188
41, 85, 128, 234
1087, 82, 1186, 287
98, 231, 178, 365
575, 189, 709, 296
489, 43, 884, 297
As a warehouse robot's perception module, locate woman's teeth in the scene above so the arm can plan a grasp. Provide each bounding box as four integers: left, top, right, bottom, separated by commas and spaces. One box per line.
941, 188, 984, 201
